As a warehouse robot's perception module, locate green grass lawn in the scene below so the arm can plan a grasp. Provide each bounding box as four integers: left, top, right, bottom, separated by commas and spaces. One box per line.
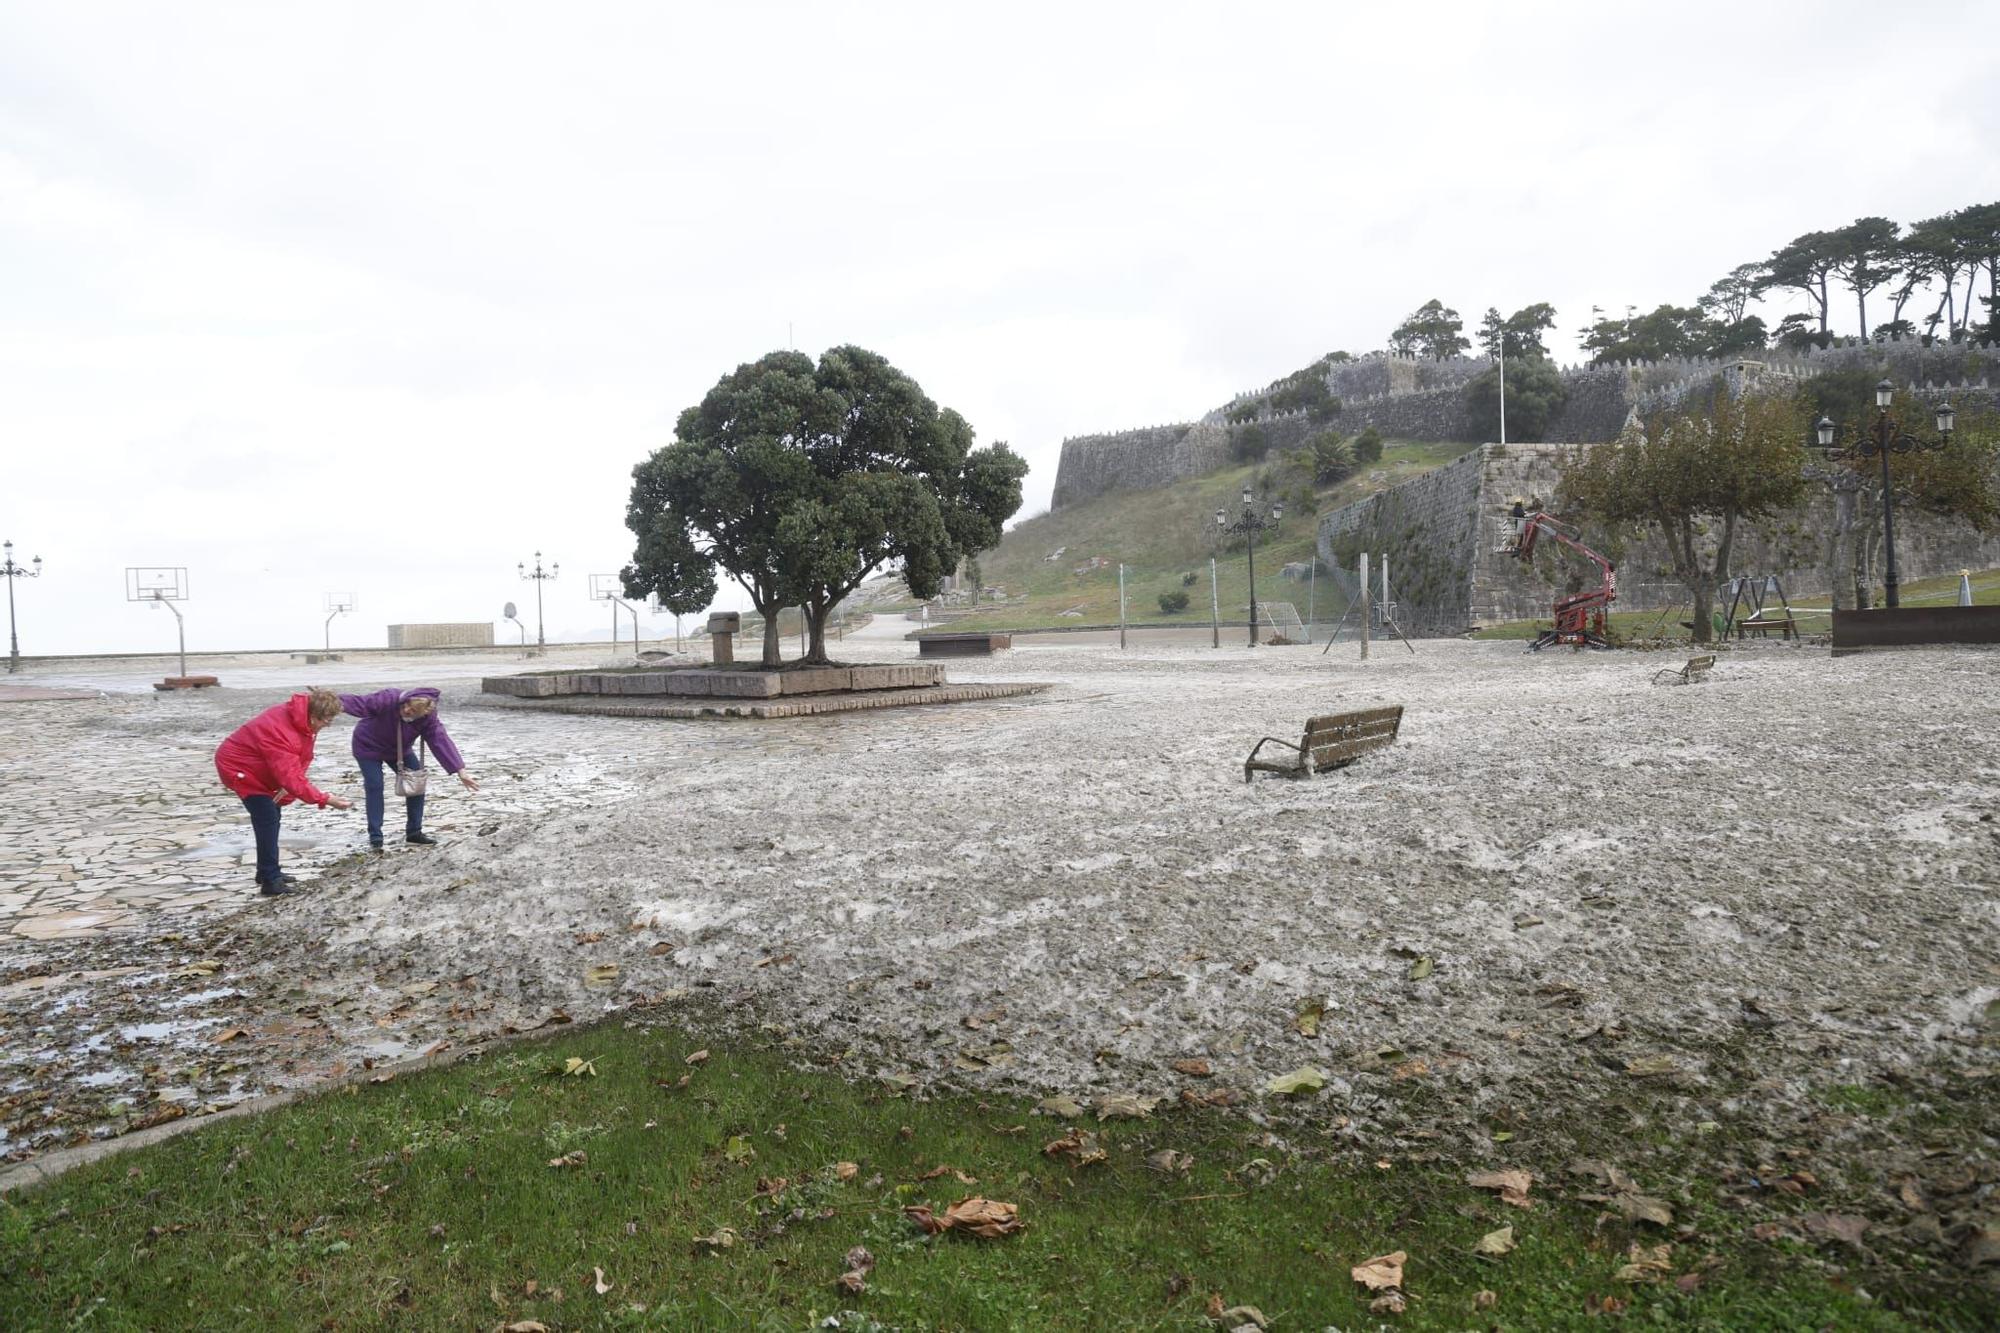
4, 1020, 1984, 1331
1471, 567, 2000, 642
937, 443, 1478, 633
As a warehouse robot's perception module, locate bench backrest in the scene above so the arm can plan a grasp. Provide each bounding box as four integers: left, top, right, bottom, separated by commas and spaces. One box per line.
1686, 655, 1715, 673
1300, 705, 1404, 771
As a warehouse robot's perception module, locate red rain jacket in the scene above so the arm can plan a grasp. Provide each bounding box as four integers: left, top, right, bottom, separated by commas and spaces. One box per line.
214, 694, 332, 807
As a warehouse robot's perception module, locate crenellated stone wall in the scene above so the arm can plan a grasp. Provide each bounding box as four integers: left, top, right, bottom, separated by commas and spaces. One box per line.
1316, 442, 2000, 633
1052, 338, 2000, 512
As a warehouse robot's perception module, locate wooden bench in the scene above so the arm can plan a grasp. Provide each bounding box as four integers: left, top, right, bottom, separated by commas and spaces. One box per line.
1650, 654, 1715, 686
1735, 616, 1797, 641
1244, 705, 1403, 782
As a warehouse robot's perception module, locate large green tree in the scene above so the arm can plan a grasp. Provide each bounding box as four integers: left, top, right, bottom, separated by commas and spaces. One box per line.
623, 347, 1026, 666
1824, 217, 1903, 340
1465, 355, 1568, 441
1560, 390, 1809, 642
1476, 303, 1558, 359
1764, 230, 1841, 336
1388, 299, 1470, 360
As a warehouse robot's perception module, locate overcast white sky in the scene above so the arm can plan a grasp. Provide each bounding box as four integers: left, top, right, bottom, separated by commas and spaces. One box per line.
4, 1, 1997, 654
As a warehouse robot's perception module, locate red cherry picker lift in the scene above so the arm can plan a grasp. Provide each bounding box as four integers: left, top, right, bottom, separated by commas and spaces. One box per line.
1500, 502, 1617, 651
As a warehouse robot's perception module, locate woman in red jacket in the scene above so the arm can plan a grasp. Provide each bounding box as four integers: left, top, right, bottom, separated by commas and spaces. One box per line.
214, 688, 353, 896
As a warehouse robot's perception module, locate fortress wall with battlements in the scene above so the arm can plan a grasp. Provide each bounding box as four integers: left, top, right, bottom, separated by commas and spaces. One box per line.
1052, 338, 2000, 512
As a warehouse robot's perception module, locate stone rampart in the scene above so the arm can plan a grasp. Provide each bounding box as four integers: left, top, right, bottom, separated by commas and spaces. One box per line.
1316, 442, 2000, 633
1053, 338, 2000, 512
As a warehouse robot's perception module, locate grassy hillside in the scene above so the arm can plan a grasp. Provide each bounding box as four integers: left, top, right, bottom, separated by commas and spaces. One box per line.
939, 440, 1478, 631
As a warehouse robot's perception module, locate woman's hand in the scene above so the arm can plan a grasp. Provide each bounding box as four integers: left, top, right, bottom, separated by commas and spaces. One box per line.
458, 772, 481, 792
326, 795, 353, 811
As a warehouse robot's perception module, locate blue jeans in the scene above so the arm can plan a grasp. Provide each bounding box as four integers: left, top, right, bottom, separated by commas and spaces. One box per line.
358, 753, 426, 843
241, 795, 282, 884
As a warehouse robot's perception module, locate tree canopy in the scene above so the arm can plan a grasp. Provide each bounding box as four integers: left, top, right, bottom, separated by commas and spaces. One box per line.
623, 347, 1027, 666
1388, 299, 1470, 360
1465, 355, 1568, 441
1559, 390, 1809, 643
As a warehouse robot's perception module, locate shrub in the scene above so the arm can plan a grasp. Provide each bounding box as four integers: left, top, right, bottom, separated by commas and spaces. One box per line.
1233, 424, 1270, 463
1158, 590, 1191, 614
1353, 426, 1384, 464
1181, 571, 1198, 586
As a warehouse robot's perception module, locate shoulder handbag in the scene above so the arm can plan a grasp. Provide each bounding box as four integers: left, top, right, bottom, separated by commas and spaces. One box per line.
394, 718, 430, 798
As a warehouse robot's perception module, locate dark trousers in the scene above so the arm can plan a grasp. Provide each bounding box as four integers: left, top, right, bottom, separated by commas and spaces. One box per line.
358, 753, 426, 842
241, 795, 282, 884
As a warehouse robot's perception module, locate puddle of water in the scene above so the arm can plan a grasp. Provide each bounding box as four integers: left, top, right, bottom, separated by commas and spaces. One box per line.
164, 987, 245, 1009
118, 1018, 219, 1043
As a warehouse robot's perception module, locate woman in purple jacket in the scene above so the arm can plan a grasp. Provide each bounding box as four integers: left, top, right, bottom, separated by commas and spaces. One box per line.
338, 687, 478, 849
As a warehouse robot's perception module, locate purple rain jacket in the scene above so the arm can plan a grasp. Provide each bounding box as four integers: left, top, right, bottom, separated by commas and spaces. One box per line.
338, 687, 466, 774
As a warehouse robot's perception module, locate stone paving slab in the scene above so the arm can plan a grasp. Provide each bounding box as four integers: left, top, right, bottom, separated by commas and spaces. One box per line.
468, 680, 1049, 718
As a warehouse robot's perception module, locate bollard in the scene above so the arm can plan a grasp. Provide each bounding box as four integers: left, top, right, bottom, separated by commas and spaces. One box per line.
707, 611, 741, 665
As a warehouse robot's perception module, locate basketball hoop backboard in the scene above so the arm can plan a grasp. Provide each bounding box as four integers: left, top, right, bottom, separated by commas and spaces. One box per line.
324, 591, 356, 613
126, 567, 188, 602
588, 573, 621, 601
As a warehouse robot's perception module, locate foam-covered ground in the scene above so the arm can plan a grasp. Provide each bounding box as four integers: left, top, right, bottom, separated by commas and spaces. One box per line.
7, 638, 1998, 1175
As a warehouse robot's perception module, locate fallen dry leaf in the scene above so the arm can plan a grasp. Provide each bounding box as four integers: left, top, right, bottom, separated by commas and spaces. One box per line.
649, 940, 675, 955
1466, 1168, 1535, 1209
1292, 998, 1324, 1037
1216, 1304, 1268, 1329
684, 1049, 709, 1066
592, 1266, 612, 1295
834, 1161, 859, 1181
1147, 1149, 1194, 1175
171, 960, 223, 977
1586, 1293, 1628, 1316
1616, 1241, 1674, 1283
1474, 1225, 1516, 1257
1036, 1094, 1085, 1118
1407, 955, 1433, 982
1042, 1127, 1108, 1167
845, 1245, 875, 1274
722, 1135, 755, 1165
1371, 1289, 1407, 1314
691, 1227, 738, 1250
1800, 1212, 1869, 1249
1264, 1067, 1326, 1097
584, 963, 619, 984
1623, 1054, 1679, 1078
574, 931, 605, 944
502, 1323, 549, 1333
211, 1028, 248, 1044
908, 1196, 1022, 1239
560, 1056, 597, 1078
1615, 1193, 1675, 1227
1172, 1058, 1213, 1078
919, 1164, 979, 1185
1474, 1289, 1498, 1310
1094, 1092, 1159, 1121
835, 1268, 867, 1295
1351, 1250, 1406, 1291
547, 1151, 587, 1169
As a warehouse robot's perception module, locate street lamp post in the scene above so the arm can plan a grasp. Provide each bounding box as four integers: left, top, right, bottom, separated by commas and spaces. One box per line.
4, 540, 44, 673
518, 552, 559, 649
1814, 380, 1954, 609
1216, 487, 1284, 647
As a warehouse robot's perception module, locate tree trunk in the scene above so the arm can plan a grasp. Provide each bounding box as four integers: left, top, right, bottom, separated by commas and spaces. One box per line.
758, 606, 784, 668
1817, 275, 1830, 334
1857, 289, 1869, 342
1690, 577, 1715, 644
1852, 530, 1874, 611
802, 600, 831, 666
1828, 489, 1854, 611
